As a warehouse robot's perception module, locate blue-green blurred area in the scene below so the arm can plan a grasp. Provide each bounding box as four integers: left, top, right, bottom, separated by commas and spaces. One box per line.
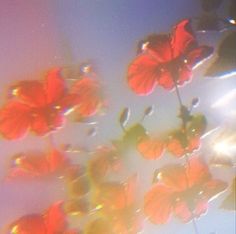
0, 0, 235, 233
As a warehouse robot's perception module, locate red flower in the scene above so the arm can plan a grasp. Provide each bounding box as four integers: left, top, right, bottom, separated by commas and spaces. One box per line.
137, 136, 165, 159
127, 19, 213, 95
71, 76, 105, 118
144, 157, 227, 224
6, 148, 68, 180
0, 69, 78, 139
7, 202, 69, 234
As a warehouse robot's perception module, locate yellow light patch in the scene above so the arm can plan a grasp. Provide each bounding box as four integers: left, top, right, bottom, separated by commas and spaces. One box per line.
11, 225, 19, 234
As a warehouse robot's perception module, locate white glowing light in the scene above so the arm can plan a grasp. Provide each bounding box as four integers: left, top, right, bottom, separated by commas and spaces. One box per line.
229, 19, 236, 25
213, 137, 236, 156
211, 89, 236, 108
82, 65, 91, 73
141, 42, 149, 51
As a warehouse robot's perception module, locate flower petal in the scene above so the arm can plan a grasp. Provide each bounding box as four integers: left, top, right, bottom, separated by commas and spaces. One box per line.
30, 110, 64, 135
186, 157, 210, 187
44, 201, 67, 234
137, 136, 165, 159
47, 149, 68, 173
171, 19, 196, 57
13, 153, 49, 177
158, 165, 187, 191
145, 34, 172, 62
12, 80, 46, 107
178, 65, 192, 85
194, 200, 208, 218
174, 200, 193, 222
144, 185, 173, 224
127, 53, 159, 95
157, 69, 175, 90
45, 68, 66, 104
72, 77, 103, 117
8, 214, 46, 234
0, 101, 31, 139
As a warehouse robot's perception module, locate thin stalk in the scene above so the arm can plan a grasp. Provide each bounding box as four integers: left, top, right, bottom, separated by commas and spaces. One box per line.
192, 217, 200, 234
171, 71, 200, 234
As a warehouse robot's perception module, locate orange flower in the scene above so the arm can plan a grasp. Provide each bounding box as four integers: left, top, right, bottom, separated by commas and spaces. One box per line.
137, 136, 165, 159
6, 149, 68, 180
144, 157, 227, 224
167, 129, 201, 157
167, 114, 207, 157
7, 202, 69, 234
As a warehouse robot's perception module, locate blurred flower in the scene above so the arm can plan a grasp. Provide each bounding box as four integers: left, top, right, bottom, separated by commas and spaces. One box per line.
7, 201, 70, 234
144, 157, 227, 224
137, 136, 165, 159
0, 69, 79, 139
6, 148, 68, 180
71, 75, 105, 120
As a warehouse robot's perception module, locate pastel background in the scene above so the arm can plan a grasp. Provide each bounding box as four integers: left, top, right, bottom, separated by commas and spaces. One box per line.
0, 1, 235, 233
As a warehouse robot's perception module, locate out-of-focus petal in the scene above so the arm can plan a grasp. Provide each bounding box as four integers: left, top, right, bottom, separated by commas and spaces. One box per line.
157, 69, 175, 90
167, 131, 186, 157
185, 157, 210, 187
30, 111, 52, 135
171, 19, 196, 57
30, 110, 64, 135
145, 34, 172, 62
193, 200, 208, 218
11, 80, 46, 107
144, 185, 174, 224
7, 214, 46, 234
174, 200, 193, 222
45, 68, 66, 104
127, 53, 159, 95
72, 77, 103, 117
158, 165, 187, 191
44, 201, 67, 234
0, 101, 31, 139
47, 149, 68, 173
178, 65, 192, 85
137, 137, 165, 159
